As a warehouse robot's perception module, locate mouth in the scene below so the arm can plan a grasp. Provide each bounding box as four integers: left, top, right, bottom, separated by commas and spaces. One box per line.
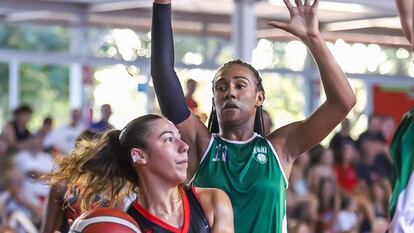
223, 102, 239, 110
176, 159, 188, 165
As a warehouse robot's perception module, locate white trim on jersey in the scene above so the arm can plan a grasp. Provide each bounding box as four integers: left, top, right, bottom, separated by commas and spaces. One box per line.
265, 138, 289, 189
69, 216, 142, 233
218, 133, 258, 144
390, 172, 414, 233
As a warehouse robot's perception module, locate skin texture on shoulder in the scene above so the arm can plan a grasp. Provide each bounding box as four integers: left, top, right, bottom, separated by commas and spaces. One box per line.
194, 187, 234, 233
395, 0, 413, 46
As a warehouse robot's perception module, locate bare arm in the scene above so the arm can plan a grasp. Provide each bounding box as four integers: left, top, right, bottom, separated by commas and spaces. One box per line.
268, 0, 356, 169
40, 184, 66, 233
196, 188, 234, 233
395, 0, 413, 44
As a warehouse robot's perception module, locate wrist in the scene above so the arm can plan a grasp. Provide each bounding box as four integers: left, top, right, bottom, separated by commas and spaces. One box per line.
301, 33, 323, 46
154, 0, 171, 4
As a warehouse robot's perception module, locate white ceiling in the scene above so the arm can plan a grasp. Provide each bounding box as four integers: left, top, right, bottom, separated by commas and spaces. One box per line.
0, 0, 408, 47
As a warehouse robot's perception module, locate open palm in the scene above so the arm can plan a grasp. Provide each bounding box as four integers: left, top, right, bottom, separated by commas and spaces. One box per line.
269, 0, 320, 40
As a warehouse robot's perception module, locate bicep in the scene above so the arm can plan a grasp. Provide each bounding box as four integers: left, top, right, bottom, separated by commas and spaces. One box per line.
211, 190, 234, 233
270, 101, 347, 160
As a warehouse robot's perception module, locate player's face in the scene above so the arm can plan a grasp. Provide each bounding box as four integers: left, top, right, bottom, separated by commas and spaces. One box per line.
144, 118, 189, 185
213, 64, 264, 127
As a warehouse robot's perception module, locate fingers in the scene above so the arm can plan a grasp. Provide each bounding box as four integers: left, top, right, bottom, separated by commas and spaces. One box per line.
295, 0, 303, 6
312, 0, 319, 8
304, 0, 310, 5
268, 21, 288, 31
283, 0, 294, 13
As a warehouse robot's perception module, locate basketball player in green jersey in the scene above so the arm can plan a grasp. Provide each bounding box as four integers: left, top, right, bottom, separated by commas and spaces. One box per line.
151, 0, 356, 232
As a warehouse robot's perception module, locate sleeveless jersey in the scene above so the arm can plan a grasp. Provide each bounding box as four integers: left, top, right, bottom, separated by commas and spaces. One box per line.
193, 133, 288, 233
127, 186, 210, 233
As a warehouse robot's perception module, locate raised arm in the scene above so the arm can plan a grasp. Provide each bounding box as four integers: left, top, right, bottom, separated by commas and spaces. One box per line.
395, 0, 413, 45
268, 0, 356, 166
152, 1, 211, 176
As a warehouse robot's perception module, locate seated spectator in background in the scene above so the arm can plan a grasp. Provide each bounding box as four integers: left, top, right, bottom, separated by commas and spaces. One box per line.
44, 108, 84, 155
356, 134, 392, 186
89, 104, 113, 133
308, 145, 335, 193
370, 180, 390, 218
13, 136, 55, 214
335, 196, 358, 233
184, 79, 207, 123
184, 79, 199, 112
335, 139, 358, 194
356, 114, 385, 150
381, 115, 396, 145
35, 117, 53, 140
0, 166, 42, 229
1, 104, 33, 153
316, 177, 341, 233
330, 118, 354, 157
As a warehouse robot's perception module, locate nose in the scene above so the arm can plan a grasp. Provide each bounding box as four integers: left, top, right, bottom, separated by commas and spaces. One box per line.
178, 139, 189, 153
224, 86, 236, 99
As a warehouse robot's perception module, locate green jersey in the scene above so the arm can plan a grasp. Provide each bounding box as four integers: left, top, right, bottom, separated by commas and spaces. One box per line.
193, 133, 288, 233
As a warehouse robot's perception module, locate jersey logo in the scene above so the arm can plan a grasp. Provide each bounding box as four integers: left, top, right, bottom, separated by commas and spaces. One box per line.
212, 144, 227, 162
253, 146, 268, 164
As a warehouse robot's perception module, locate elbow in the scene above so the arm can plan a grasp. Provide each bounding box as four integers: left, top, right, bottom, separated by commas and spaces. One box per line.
344, 94, 356, 112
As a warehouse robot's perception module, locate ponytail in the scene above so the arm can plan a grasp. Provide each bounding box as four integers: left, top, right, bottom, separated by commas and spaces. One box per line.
45, 129, 138, 211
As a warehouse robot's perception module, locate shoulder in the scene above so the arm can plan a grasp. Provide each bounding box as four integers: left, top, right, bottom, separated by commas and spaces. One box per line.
194, 187, 231, 209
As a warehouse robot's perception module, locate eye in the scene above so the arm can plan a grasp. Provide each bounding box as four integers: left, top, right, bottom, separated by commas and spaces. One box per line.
165, 137, 173, 143
236, 83, 247, 89
214, 83, 226, 92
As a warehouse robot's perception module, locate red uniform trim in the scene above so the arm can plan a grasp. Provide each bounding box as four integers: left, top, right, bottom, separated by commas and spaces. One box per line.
133, 187, 190, 233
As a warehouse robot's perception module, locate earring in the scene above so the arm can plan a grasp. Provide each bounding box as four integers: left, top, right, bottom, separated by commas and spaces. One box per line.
132, 154, 140, 163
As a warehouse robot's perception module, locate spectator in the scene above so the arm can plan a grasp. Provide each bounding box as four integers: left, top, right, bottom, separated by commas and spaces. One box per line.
335, 196, 358, 233
43, 109, 84, 155
89, 104, 113, 133
1, 104, 32, 153
330, 118, 354, 157
335, 139, 358, 194
35, 117, 53, 139
356, 134, 391, 187
356, 114, 384, 150
13, 136, 55, 213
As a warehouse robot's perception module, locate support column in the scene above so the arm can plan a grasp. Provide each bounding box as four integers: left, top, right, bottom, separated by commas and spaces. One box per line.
69, 16, 87, 109
232, 0, 256, 62
9, 60, 19, 110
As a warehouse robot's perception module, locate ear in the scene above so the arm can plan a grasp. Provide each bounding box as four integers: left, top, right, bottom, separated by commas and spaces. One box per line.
255, 91, 265, 107
130, 148, 147, 165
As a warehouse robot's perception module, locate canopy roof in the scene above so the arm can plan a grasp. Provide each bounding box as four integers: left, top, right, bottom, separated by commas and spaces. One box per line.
0, 0, 408, 47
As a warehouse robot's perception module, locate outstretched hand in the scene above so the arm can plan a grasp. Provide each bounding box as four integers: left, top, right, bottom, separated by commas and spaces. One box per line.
268, 0, 320, 41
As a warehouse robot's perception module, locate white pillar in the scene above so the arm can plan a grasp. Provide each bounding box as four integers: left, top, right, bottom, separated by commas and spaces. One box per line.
69, 17, 87, 109
9, 60, 19, 110
232, 0, 256, 62
69, 63, 83, 108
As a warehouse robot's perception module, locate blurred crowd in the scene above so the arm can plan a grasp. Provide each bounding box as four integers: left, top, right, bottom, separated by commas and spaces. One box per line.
0, 102, 396, 233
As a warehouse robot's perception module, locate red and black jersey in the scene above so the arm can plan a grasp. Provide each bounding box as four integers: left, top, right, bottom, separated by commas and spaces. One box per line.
127, 186, 210, 233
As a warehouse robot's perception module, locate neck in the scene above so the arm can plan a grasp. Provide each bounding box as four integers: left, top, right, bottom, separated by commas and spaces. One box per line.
138, 175, 182, 219
219, 118, 256, 141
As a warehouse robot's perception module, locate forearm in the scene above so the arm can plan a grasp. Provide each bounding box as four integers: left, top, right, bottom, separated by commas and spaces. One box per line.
151, 2, 190, 124
396, 0, 413, 43
304, 35, 355, 111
